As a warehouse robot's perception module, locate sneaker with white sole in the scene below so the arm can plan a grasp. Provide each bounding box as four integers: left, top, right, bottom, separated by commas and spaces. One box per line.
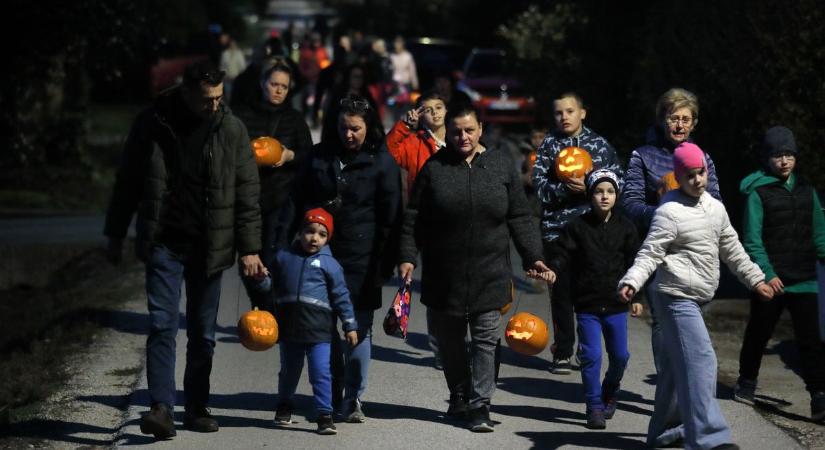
550, 358, 572, 375
345, 399, 365, 423
733, 380, 756, 406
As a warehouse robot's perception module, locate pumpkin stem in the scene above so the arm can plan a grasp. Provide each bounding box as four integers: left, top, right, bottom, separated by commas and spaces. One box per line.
253, 307, 259, 311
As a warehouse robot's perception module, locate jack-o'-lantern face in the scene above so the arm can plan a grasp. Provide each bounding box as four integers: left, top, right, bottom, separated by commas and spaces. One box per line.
555, 146, 593, 182
251, 137, 283, 166
238, 307, 279, 351
657, 171, 680, 198
505, 312, 549, 356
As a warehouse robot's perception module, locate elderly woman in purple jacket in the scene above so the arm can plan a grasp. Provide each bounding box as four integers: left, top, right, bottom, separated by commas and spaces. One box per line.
620, 87, 723, 373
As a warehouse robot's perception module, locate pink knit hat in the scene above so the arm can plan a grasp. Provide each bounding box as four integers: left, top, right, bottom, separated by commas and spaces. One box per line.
673, 142, 706, 180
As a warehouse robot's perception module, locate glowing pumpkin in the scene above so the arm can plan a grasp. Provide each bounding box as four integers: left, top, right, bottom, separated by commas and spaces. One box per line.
657, 171, 680, 197
500, 281, 516, 315
505, 312, 549, 356
555, 146, 593, 182
238, 307, 279, 351
251, 137, 283, 166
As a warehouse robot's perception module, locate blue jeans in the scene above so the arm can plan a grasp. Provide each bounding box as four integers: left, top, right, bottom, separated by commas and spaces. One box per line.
429, 309, 501, 409
145, 244, 223, 409
331, 310, 374, 410
577, 312, 630, 411
278, 341, 333, 415
647, 292, 731, 450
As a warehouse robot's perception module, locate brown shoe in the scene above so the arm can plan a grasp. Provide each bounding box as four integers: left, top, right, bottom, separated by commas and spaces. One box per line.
183, 405, 219, 432
140, 403, 176, 439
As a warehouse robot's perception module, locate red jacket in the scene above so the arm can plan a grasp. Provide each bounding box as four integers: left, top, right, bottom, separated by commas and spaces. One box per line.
386, 120, 444, 193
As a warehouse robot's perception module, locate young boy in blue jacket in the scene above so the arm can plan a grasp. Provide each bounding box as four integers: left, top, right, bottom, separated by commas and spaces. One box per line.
255, 208, 359, 434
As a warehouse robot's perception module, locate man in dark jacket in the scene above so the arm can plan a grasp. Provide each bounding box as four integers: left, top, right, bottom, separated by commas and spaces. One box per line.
104, 61, 265, 439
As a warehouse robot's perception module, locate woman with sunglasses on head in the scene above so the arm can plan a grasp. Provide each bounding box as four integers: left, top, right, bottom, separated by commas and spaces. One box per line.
300, 94, 402, 423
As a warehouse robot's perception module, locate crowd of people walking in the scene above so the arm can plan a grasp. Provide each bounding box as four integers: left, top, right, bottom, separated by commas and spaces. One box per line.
103, 26, 825, 450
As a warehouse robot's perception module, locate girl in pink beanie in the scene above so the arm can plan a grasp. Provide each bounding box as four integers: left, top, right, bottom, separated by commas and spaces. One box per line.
618, 142, 774, 449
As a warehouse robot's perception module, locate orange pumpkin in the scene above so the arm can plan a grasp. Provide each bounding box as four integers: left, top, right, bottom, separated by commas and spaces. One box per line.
505, 312, 549, 356
238, 307, 279, 351
500, 281, 516, 315
657, 171, 680, 197
251, 137, 283, 166
555, 146, 593, 182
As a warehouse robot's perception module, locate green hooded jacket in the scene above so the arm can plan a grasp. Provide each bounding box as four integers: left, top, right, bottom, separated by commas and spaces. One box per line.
740, 170, 825, 293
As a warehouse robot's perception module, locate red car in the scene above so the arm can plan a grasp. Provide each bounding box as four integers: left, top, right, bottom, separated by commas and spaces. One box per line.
457, 48, 536, 125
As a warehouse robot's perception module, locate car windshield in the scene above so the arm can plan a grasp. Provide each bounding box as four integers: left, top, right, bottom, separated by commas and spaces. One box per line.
466, 52, 506, 78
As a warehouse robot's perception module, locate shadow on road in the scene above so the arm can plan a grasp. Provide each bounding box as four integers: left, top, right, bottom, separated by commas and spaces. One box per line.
3, 418, 119, 448
516, 429, 648, 449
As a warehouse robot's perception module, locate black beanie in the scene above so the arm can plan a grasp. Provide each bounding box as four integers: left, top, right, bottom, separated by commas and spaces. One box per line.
762, 126, 798, 159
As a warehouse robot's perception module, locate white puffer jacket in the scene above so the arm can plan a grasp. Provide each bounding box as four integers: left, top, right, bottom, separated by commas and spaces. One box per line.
619, 190, 765, 303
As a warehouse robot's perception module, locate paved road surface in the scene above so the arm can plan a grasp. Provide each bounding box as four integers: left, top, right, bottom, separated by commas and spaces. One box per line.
113, 256, 802, 449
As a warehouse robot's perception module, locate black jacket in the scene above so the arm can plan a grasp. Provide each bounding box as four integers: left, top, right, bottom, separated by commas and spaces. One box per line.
399, 145, 544, 316
301, 140, 402, 310
234, 99, 312, 212
104, 88, 261, 276
547, 210, 641, 315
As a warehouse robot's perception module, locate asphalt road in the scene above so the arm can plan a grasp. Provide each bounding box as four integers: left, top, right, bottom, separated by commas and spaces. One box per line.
112, 259, 802, 449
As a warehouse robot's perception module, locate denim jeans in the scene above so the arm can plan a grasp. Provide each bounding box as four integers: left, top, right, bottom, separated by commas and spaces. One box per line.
429, 308, 500, 409
241, 201, 294, 311
278, 341, 333, 415
145, 244, 223, 409
646, 280, 664, 374
331, 310, 374, 411
647, 292, 730, 450
577, 312, 630, 410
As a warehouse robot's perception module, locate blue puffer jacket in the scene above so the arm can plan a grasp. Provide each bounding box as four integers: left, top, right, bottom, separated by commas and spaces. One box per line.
621, 127, 722, 235
269, 243, 358, 343
532, 126, 623, 242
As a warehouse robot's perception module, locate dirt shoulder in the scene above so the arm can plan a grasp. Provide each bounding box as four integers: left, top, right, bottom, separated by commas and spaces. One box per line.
705, 299, 825, 450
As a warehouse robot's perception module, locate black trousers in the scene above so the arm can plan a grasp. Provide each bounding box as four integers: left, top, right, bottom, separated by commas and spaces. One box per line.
545, 241, 575, 359
738, 292, 825, 393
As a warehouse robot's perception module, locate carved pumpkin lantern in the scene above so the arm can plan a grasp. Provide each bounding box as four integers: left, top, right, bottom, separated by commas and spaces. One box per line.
505, 312, 549, 356
238, 307, 279, 351
657, 171, 680, 197
251, 137, 283, 166
555, 146, 593, 182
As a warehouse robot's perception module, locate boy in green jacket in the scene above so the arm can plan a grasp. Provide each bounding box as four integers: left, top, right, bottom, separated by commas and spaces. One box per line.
734, 126, 825, 422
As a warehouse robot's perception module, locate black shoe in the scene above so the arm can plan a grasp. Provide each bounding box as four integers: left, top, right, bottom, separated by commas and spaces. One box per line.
316, 414, 337, 435
183, 405, 219, 432
446, 393, 469, 419
274, 403, 293, 425
550, 358, 572, 375
585, 408, 606, 429
468, 406, 494, 432
733, 379, 756, 406
140, 403, 176, 439
603, 396, 618, 420
710, 444, 740, 450
811, 391, 825, 422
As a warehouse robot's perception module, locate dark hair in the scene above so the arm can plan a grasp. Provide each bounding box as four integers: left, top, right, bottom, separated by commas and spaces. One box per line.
260, 57, 293, 84
445, 103, 480, 125
338, 94, 385, 148
555, 91, 586, 109
183, 60, 225, 88
415, 91, 447, 109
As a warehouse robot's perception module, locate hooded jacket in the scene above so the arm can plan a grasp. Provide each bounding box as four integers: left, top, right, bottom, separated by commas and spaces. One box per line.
399, 145, 544, 316
621, 127, 721, 235
619, 190, 764, 303
270, 243, 358, 343
104, 87, 261, 276
532, 126, 623, 242
740, 170, 825, 292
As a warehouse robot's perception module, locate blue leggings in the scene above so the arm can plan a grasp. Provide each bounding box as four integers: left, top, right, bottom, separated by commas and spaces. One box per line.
278, 341, 332, 415
576, 311, 630, 410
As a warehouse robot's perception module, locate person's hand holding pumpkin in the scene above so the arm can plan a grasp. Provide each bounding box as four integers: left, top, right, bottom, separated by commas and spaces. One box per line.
271, 147, 295, 168
565, 176, 586, 194
630, 302, 643, 317
345, 330, 358, 346
618, 284, 636, 303
755, 281, 774, 302
766, 277, 785, 295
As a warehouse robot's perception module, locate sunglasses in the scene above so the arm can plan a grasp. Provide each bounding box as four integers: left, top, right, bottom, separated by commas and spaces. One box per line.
340, 98, 371, 111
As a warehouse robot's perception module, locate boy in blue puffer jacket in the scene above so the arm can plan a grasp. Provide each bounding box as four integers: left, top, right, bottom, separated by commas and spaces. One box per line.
254, 207, 358, 435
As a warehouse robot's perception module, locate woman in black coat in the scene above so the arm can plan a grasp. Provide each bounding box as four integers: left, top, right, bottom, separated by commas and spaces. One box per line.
398, 104, 552, 432
234, 59, 313, 310
301, 94, 401, 422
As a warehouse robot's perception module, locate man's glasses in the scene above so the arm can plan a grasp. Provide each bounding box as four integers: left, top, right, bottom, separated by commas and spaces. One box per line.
340, 98, 371, 111
666, 115, 693, 127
